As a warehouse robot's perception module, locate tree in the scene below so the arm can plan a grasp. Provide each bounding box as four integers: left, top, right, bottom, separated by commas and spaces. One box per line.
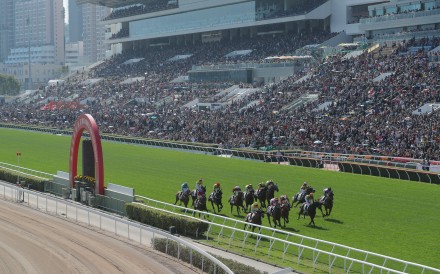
0, 74, 20, 95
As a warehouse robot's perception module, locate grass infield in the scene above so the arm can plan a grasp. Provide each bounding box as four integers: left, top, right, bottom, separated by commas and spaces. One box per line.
1, 128, 439, 270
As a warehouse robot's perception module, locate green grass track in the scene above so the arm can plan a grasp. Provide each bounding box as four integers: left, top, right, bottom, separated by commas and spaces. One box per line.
1, 128, 439, 269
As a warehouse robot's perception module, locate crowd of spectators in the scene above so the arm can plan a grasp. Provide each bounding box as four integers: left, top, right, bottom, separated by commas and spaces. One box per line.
1, 34, 439, 161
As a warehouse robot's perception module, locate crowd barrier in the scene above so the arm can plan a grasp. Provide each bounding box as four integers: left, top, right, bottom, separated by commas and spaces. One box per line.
338, 162, 440, 184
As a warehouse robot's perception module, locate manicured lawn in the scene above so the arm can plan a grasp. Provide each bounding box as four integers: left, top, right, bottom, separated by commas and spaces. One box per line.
1, 128, 439, 270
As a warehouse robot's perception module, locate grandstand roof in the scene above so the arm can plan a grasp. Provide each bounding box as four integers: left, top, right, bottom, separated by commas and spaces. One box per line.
76, 0, 141, 8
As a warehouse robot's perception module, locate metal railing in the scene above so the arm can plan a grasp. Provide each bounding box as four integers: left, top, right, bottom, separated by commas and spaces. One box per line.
0, 181, 233, 274
135, 195, 440, 274
0, 161, 53, 181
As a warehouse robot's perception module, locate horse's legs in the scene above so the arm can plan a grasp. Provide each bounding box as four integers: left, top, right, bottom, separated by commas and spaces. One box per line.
319, 205, 325, 217
211, 201, 216, 213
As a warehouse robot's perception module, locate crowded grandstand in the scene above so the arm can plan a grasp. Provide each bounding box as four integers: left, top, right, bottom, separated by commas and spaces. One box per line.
1, 0, 440, 161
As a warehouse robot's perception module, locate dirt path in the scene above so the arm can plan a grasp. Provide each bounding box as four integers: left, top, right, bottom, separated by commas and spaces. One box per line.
0, 199, 197, 274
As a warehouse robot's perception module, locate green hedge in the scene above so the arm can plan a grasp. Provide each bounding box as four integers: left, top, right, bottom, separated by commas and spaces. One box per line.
125, 203, 209, 238
153, 238, 267, 274
0, 167, 46, 191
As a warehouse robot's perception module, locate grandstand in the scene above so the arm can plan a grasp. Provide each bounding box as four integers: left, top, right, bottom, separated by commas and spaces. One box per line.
1, 0, 439, 161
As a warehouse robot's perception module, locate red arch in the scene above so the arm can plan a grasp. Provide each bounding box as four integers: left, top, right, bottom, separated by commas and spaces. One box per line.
69, 114, 104, 195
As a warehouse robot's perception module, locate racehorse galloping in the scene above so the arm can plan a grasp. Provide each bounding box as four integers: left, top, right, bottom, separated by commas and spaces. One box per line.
280, 203, 290, 227
193, 195, 209, 218
266, 204, 282, 228
174, 191, 190, 208
292, 187, 314, 208
255, 187, 267, 208
244, 209, 265, 233
208, 189, 223, 213
265, 181, 279, 207
229, 191, 245, 216
297, 201, 320, 227
319, 192, 334, 217
191, 185, 206, 206
244, 189, 255, 212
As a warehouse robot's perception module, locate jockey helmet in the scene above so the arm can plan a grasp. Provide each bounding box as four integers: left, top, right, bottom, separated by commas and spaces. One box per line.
215, 182, 220, 187
328, 187, 332, 191
303, 182, 308, 186
258, 182, 263, 187
197, 178, 203, 184
252, 202, 259, 207
183, 182, 188, 187
246, 184, 252, 188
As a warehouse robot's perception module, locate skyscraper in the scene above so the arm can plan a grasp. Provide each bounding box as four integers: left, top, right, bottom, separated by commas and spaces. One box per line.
1, 0, 65, 89
69, 0, 83, 43
0, 0, 14, 62
82, 3, 110, 63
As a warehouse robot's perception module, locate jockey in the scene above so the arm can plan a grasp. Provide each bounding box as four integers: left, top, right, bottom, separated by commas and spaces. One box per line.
195, 178, 205, 198
245, 184, 254, 194
268, 197, 279, 214
250, 202, 259, 213
266, 180, 274, 188
303, 192, 314, 211
181, 182, 190, 196
232, 186, 241, 203
256, 182, 265, 195
213, 182, 222, 192
232, 185, 241, 197
280, 194, 290, 206
300, 182, 308, 194
250, 202, 260, 220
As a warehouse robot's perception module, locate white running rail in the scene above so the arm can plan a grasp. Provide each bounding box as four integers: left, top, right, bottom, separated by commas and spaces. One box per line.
0, 181, 233, 274
135, 195, 440, 274
0, 162, 53, 180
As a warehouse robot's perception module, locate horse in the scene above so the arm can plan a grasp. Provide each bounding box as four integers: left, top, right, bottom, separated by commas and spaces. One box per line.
191, 185, 206, 206
254, 187, 267, 208
244, 209, 265, 233
280, 202, 290, 227
208, 189, 223, 213
266, 204, 282, 228
174, 190, 190, 208
292, 187, 315, 208
193, 195, 209, 218
297, 201, 321, 227
265, 182, 279, 206
319, 192, 334, 217
229, 191, 245, 216
243, 189, 255, 212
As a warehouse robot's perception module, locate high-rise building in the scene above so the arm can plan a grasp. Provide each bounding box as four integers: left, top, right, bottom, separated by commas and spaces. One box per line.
82, 3, 110, 63
1, 0, 65, 89
6, 0, 65, 65
0, 0, 14, 62
69, 0, 83, 43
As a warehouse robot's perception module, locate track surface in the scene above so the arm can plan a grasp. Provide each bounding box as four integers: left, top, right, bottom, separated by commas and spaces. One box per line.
0, 199, 197, 274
